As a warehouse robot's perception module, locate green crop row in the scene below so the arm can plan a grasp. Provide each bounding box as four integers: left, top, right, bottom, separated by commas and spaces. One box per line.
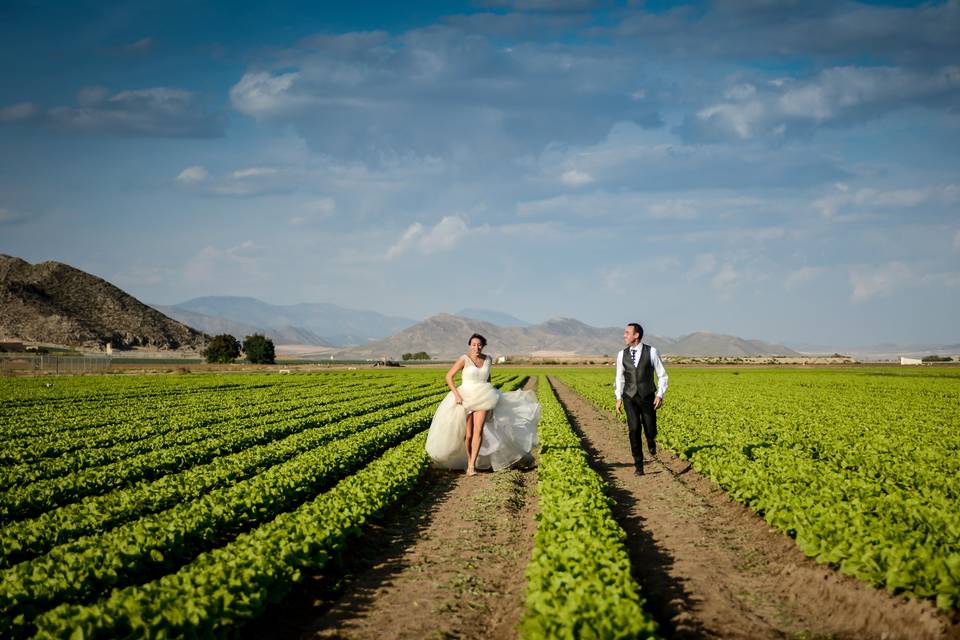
0, 392, 445, 568
31, 430, 434, 639
0, 400, 441, 637
521, 376, 658, 639
1, 379, 446, 520
556, 368, 960, 612
0, 377, 441, 489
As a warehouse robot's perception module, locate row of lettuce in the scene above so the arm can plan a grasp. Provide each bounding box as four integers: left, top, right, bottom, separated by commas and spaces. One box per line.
1, 369, 664, 638
2, 371, 526, 637
556, 368, 960, 612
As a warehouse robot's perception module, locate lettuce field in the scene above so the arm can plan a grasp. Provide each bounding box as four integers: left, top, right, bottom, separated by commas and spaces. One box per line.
0, 366, 957, 638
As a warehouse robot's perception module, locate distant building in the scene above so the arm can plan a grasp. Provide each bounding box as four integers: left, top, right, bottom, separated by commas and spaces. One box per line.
900, 356, 922, 366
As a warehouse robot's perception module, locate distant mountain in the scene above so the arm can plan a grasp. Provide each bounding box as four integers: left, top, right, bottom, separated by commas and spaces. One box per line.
669, 332, 799, 357
455, 308, 531, 327
331, 315, 798, 359
0, 254, 204, 351
792, 342, 960, 361
151, 304, 331, 346
168, 296, 416, 346
336, 314, 670, 359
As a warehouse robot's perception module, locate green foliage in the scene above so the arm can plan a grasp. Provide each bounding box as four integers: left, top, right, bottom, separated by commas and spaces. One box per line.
558, 367, 960, 613
0, 369, 525, 635
203, 334, 240, 363
401, 351, 431, 361
521, 377, 658, 639
243, 334, 276, 364
921, 354, 952, 362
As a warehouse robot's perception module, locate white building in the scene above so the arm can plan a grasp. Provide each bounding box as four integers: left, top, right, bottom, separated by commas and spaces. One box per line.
900, 356, 922, 365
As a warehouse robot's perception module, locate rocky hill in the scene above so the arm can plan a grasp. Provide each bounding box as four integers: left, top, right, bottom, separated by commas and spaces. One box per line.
338, 314, 673, 359
0, 254, 206, 351
333, 314, 797, 359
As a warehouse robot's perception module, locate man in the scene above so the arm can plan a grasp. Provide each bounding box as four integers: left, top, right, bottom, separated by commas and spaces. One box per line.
615, 322, 668, 476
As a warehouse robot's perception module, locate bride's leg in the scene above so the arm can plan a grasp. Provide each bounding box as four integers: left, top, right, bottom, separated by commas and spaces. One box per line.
465, 412, 475, 474
468, 410, 486, 472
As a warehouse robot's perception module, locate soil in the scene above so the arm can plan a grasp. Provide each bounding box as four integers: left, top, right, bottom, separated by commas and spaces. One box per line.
246, 379, 541, 640
547, 376, 960, 640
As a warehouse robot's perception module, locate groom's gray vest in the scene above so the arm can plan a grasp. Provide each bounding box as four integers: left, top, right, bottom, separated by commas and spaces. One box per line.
622, 344, 655, 399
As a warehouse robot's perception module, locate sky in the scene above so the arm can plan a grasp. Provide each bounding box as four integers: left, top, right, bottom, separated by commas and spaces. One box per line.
1, 0, 958, 346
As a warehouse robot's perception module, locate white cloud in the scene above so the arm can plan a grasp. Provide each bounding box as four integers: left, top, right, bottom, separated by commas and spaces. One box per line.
814, 183, 960, 219
785, 266, 826, 289
690, 65, 960, 141
176, 166, 209, 185
175, 165, 284, 196
849, 262, 913, 302
385, 215, 479, 260
19, 86, 225, 138
230, 167, 278, 179
230, 72, 307, 119
560, 169, 594, 187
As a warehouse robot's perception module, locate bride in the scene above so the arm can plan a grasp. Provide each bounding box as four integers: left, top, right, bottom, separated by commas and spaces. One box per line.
425, 333, 540, 475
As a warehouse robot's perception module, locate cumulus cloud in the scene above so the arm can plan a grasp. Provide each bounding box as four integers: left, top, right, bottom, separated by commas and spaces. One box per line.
684, 65, 960, 142
174, 165, 283, 196
385, 215, 479, 260
228, 26, 662, 162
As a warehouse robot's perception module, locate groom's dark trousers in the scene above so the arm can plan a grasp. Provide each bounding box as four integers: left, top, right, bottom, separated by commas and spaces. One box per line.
622, 344, 658, 472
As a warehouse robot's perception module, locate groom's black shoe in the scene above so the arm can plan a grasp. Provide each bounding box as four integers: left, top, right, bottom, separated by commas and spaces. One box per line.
634, 468, 645, 476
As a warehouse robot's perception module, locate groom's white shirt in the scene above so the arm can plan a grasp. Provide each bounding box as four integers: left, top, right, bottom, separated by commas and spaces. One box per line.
614, 343, 668, 400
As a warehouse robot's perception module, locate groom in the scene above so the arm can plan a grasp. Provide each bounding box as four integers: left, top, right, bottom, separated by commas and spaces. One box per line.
615, 322, 668, 476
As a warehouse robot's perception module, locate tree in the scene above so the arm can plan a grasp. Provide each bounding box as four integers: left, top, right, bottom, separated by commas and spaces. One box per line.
243, 334, 276, 364
204, 334, 241, 364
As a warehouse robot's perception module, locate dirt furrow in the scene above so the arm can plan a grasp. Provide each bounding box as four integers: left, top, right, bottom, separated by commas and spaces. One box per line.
548, 376, 959, 640
246, 379, 540, 640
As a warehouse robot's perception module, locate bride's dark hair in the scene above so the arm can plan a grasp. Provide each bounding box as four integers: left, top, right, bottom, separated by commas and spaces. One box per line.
468, 333, 487, 348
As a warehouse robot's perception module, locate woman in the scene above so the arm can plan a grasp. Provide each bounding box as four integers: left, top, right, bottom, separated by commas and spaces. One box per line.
425, 333, 540, 475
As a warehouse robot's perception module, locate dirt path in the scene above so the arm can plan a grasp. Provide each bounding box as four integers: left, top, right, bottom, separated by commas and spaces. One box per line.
251, 379, 540, 640
548, 376, 960, 640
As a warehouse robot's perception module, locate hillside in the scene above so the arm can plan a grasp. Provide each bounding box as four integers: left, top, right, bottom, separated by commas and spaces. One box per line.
332, 315, 797, 359
0, 254, 205, 351
151, 304, 331, 347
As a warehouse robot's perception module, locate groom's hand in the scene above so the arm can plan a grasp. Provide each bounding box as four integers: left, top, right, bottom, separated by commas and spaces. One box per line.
653, 396, 663, 410
615, 399, 622, 415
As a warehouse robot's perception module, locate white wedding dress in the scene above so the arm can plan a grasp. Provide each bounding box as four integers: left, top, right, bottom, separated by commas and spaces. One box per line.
425, 355, 540, 471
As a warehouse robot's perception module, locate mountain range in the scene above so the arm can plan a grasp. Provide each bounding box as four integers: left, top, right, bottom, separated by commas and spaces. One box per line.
0, 253, 888, 358
0, 254, 205, 351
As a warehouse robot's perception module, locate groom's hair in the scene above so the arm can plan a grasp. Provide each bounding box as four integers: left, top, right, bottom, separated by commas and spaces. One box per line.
627, 323, 644, 339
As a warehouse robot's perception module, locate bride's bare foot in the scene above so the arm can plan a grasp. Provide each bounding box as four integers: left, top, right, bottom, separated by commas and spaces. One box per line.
466, 467, 477, 476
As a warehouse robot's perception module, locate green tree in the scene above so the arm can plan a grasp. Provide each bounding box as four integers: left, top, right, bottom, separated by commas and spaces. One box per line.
243, 334, 276, 364
204, 334, 241, 364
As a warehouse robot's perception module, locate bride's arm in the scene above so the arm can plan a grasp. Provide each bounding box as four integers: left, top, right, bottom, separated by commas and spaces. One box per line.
445, 356, 466, 404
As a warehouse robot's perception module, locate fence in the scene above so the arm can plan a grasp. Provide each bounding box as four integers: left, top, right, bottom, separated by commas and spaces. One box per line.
0, 354, 112, 376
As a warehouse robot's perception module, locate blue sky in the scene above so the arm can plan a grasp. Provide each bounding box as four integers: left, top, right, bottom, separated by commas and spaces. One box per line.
1, 0, 958, 346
